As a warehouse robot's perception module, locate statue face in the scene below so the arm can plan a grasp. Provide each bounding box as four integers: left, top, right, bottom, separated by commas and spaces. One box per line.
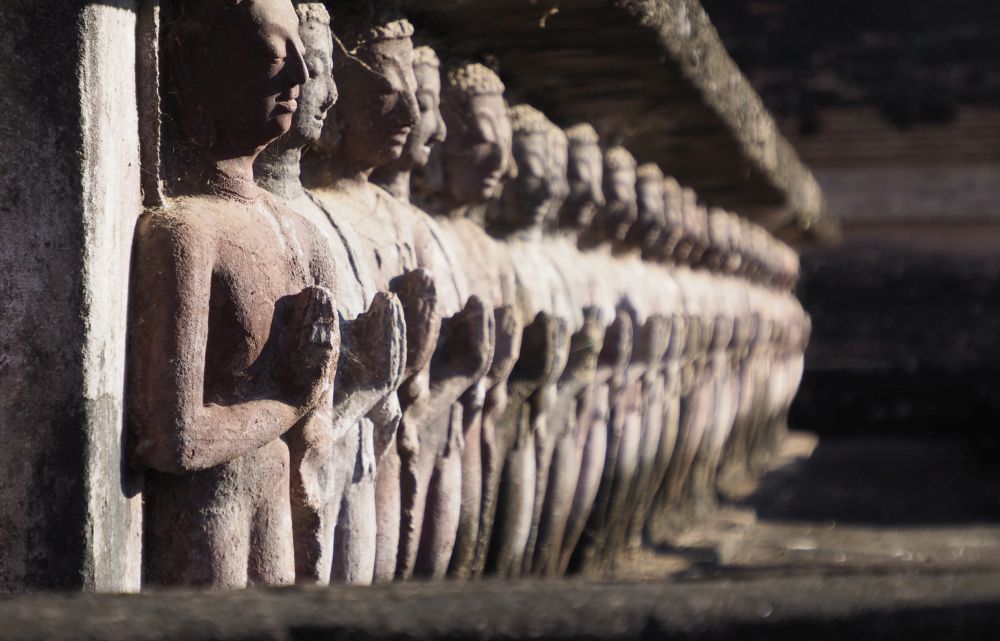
660, 181, 684, 254
330, 36, 419, 170
562, 142, 605, 230
636, 177, 665, 251
189, 0, 308, 151
510, 132, 553, 227
442, 92, 512, 204
405, 62, 447, 169
546, 130, 570, 220
292, 16, 338, 145
602, 164, 638, 241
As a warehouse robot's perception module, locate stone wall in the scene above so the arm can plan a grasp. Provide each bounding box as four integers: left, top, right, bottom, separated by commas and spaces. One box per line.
0, 0, 141, 592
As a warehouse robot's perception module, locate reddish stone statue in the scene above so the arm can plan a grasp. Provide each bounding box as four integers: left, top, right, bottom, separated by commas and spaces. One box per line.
254, 2, 408, 585
129, 0, 338, 588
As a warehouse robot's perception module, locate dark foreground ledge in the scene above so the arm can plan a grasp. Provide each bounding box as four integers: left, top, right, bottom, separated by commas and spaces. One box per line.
2, 572, 1000, 641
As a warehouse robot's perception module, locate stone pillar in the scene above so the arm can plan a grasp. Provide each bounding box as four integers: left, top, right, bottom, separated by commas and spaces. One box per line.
0, 0, 141, 591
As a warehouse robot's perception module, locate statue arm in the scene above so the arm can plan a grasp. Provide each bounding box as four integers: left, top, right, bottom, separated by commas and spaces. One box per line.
129, 216, 317, 474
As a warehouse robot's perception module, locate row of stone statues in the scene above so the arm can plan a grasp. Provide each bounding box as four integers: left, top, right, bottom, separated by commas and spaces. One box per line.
126, 0, 808, 589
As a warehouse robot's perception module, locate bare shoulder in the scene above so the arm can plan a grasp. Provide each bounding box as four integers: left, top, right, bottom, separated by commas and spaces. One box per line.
135, 197, 223, 258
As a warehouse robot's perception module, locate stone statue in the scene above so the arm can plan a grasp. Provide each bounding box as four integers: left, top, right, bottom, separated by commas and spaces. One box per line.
253, 2, 408, 585
622, 174, 689, 548
371, 46, 498, 580
598, 160, 676, 565
570, 145, 654, 572
524, 120, 600, 575
309, 3, 493, 582
630, 163, 667, 260
685, 210, 740, 511
657, 201, 714, 524
542, 126, 624, 575
429, 62, 526, 580
129, 0, 339, 588
473, 104, 571, 578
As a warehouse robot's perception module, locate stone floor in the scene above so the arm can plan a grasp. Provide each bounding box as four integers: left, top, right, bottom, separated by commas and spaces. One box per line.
619, 431, 1000, 581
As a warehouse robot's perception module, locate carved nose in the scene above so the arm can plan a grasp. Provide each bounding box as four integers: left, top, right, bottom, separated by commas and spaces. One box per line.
325, 78, 339, 111
432, 114, 447, 144
485, 142, 504, 172
399, 91, 420, 130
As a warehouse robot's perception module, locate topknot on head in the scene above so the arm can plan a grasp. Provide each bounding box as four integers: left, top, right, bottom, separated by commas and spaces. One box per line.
413, 46, 440, 68
604, 146, 637, 172
295, 1, 330, 26
565, 123, 600, 145
636, 163, 663, 182
328, 0, 413, 52
445, 63, 506, 98
508, 104, 555, 136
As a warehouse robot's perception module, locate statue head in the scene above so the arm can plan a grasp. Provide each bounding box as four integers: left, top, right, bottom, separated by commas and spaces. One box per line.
322, 0, 420, 171
705, 208, 730, 272
289, 3, 338, 146
732, 218, 753, 277
723, 212, 744, 274
659, 175, 685, 260
631, 163, 666, 255
681, 190, 708, 265
403, 46, 448, 170
599, 146, 638, 242
498, 104, 565, 231
559, 123, 605, 231
546, 124, 571, 225
747, 223, 769, 282
168, 0, 308, 155
440, 62, 513, 206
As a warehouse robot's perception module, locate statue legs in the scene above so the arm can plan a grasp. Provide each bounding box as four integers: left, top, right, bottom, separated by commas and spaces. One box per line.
558, 381, 609, 575
144, 438, 294, 588
449, 383, 487, 578
416, 405, 465, 578
331, 418, 377, 585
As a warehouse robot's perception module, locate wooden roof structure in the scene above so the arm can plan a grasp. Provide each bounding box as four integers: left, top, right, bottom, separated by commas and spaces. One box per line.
400, 0, 840, 245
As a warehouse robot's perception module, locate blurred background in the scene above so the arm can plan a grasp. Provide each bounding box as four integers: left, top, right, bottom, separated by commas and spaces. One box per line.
703, 0, 1000, 448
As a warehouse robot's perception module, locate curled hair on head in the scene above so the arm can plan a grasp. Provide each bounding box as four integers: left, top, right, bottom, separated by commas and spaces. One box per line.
296, 1, 330, 26
603, 146, 636, 172
445, 62, 506, 101
413, 46, 441, 69
636, 162, 663, 183
508, 104, 555, 137
327, 0, 413, 53
565, 123, 599, 146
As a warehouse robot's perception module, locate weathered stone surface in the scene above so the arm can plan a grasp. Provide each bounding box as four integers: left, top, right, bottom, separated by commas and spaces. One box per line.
0, 0, 142, 592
